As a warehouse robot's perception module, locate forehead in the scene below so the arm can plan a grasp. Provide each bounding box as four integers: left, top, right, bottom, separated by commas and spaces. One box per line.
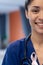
29, 0, 43, 7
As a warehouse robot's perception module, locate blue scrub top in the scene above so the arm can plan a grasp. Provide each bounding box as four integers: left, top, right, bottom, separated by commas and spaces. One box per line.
2, 38, 40, 65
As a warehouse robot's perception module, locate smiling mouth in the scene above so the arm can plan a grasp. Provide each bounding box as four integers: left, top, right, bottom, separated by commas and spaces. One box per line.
35, 22, 43, 28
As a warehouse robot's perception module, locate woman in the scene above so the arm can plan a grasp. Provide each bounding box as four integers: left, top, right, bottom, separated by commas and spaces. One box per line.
2, 0, 43, 65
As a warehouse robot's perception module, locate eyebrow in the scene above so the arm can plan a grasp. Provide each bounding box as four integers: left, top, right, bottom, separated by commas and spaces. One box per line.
32, 6, 40, 9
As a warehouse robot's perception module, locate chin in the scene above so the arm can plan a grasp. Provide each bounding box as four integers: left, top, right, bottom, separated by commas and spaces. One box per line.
36, 29, 43, 34
34, 25, 43, 34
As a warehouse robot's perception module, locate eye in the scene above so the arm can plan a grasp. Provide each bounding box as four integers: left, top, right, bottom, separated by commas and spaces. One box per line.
31, 9, 39, 14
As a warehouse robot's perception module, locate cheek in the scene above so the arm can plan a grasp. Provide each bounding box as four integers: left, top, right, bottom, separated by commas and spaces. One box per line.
28, 12, 38, 27
29, 12, 38, 21
29, 13, 38, 26
29, 15, 35, 26
29, 16, 37, 30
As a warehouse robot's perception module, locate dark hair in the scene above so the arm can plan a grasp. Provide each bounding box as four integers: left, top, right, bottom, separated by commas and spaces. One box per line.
25, 0, 33, 11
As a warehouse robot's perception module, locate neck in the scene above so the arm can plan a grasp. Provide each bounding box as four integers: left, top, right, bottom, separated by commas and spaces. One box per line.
31, 30, 43, 46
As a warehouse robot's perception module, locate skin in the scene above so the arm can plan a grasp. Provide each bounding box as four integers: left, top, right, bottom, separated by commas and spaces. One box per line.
26, 0, 43, 34
25, 0, 43, 64
25, 0, 43, 45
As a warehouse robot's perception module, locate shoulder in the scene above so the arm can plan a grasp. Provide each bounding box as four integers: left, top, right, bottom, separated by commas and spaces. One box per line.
2, 38, 25, 65
6, 38, 25, 55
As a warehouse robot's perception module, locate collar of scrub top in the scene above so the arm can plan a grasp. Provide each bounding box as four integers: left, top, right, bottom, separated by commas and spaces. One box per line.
27, 38, 40, 65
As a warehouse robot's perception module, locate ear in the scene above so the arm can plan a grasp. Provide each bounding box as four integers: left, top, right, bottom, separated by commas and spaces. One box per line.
25, 10, 29, 19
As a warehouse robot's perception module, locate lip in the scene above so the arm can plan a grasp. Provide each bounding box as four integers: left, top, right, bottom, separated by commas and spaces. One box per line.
35, 22, 43, 28
35, 22, 43, 24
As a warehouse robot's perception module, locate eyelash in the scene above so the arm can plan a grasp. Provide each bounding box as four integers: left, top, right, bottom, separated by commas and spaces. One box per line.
31, 9, 39, 13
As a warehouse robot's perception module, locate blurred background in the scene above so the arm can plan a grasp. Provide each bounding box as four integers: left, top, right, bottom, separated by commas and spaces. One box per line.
0, 0, 31, 65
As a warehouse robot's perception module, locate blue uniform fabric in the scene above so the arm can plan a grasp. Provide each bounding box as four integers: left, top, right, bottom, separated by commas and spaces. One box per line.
2, 38, 40, 65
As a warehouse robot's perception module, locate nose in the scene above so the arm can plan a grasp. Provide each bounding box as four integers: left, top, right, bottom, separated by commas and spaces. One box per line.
38, 11, 43, 21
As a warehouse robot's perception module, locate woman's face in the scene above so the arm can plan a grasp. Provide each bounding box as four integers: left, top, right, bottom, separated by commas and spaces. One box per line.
26, 0, 43, 34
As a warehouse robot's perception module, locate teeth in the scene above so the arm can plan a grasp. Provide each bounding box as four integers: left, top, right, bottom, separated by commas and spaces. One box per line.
38, 24, 43, 26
